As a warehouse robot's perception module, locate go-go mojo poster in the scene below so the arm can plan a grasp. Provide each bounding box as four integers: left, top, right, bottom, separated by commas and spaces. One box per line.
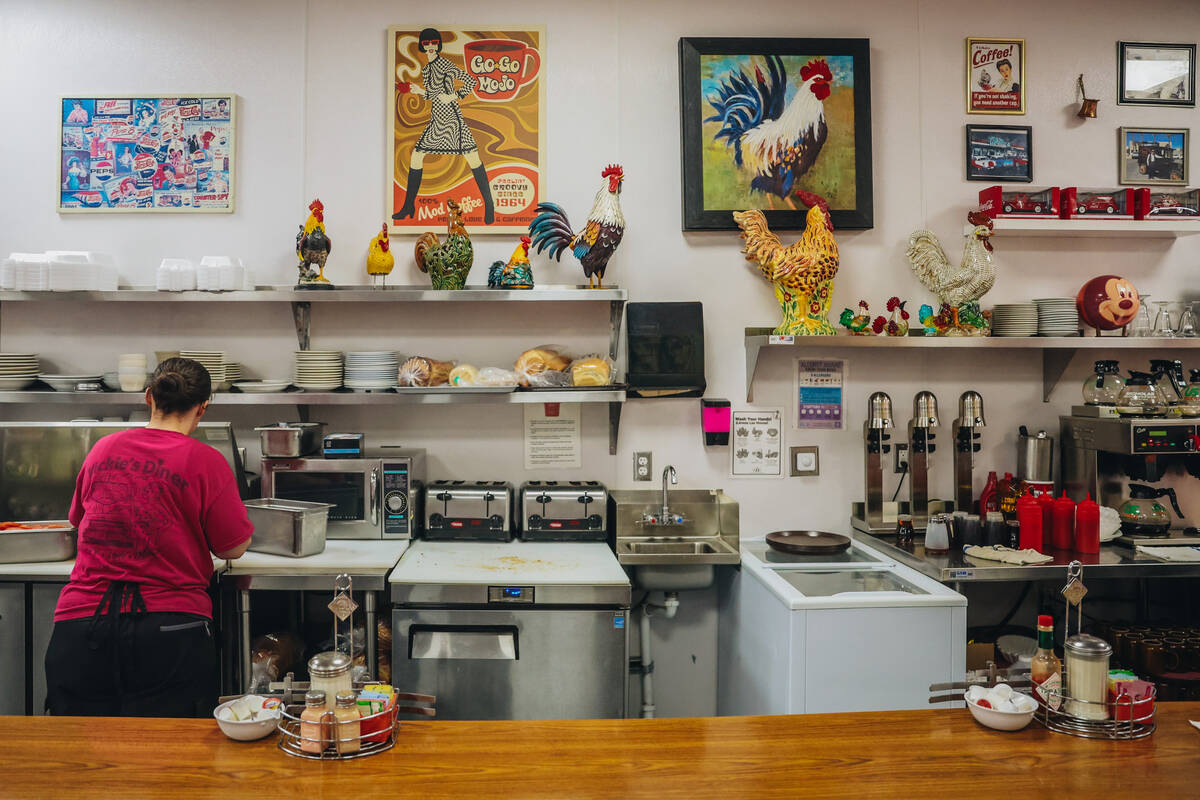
387, 27, 545, 235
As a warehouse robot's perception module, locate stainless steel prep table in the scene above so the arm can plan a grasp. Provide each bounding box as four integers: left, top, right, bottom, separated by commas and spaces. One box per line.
221, 541, 409, 692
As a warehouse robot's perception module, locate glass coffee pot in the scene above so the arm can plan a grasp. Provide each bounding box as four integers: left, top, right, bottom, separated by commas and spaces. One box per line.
1082, 360, 1123, 405
1116, 372, 1169, 416
1149, 359, 1186, 405
1118, 483, 1184, 537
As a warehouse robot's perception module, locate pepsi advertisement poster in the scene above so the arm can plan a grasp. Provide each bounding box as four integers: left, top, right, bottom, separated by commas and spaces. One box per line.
59, 95, 235, 213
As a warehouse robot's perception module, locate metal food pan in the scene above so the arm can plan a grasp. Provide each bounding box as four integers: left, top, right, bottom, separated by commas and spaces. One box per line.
244, 499, 332, 558
0, 521, 77, 563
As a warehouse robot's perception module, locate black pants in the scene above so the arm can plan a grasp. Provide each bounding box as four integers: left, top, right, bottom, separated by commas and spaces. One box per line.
45, 612, 217, 717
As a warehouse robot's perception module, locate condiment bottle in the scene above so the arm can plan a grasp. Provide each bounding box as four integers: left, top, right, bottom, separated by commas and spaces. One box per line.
998, 472, 1019, 521
895, 515, 915, 548
978, 471, 999, 522
1075, 493, 1101, 553
1038, 492, 1055, 543
308, 651, 353, 710
1016, 492, 1043, 552
1030, 615, 1063, 710
300, 690, 329, 754
1064, 634, 1112, 720
333, 691, 361, 754
1051, 492, 1076, 550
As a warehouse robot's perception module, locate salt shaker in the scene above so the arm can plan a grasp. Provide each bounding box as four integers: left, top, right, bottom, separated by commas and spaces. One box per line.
1064, 634, 1112, 720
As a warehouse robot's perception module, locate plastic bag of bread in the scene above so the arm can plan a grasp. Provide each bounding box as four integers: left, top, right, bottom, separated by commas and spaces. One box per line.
476, 367, 520, 387
514, 345, 572, 387
570, 354, 616, 387
249, 631, 304, 694
448, 364, 479, 386
398, 356, 454, 387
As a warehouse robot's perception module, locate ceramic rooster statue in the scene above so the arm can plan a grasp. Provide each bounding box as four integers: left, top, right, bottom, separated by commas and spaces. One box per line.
733, 191, 839, 336
366, 223, 394, 288
414, 199, 473, 290
296, 198, 333, 288
906, 210, 995, 336
529, 164, 625, 289
706, 56, 832, 207
489, 236, 534, 289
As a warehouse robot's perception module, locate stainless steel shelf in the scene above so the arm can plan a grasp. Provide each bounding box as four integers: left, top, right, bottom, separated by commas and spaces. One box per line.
744, 328, 1200, 402
0, 285, 626, 302
0, 389, 624, 406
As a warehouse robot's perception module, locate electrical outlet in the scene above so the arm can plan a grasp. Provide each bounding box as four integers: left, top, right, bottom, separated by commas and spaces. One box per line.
894, 443, 909, 474
634, 451, 653, 481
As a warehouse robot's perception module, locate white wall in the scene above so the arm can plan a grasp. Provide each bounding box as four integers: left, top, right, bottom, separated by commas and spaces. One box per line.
3, 0, 1199, 715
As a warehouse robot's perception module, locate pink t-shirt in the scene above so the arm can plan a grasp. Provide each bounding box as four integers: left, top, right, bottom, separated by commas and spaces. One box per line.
55, 427, 252, 622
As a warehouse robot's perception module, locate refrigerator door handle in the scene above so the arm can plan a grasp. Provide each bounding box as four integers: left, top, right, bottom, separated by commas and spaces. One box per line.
409, 625, 519, 660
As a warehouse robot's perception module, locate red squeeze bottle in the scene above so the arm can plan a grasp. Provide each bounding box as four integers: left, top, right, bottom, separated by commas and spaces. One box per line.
978, 471, 999, 522
1017, 493, 1043, 552
1051, 492, 1076, 550
1076, 493, 1100, 553
1039, 492, 1055, 542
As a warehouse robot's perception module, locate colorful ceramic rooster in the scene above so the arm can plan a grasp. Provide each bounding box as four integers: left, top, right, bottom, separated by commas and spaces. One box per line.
839, 301, 873, 335
706, 56, 832, 206
529, 165, 625, 289
366, 223, 394, 287
415, 199, 473, 290
296, 198, 333, 286
489, 236, 534, 289
732, 192, 839, 336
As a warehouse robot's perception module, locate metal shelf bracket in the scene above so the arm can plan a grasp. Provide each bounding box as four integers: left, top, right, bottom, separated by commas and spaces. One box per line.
1042, 348, 1076, 402
291, 301, 311, 351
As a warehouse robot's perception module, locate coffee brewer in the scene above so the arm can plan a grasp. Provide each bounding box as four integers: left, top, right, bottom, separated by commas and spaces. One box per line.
952, 392, 986, 516
907, 392, 940, 528
1061, 412, 1200, 545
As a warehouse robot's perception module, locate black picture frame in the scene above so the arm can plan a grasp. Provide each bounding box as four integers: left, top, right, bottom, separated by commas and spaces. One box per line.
1118, 42, 1196, 108
679, 37, 873, 231
965, 124, 1032, 182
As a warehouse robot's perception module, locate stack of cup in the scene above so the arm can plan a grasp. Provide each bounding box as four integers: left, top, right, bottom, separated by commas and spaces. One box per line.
118, 353, 148, 392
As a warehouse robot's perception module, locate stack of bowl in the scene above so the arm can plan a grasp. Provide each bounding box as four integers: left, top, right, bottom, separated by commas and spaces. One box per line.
118, 353, 147, 392
991, 303, 1038, 337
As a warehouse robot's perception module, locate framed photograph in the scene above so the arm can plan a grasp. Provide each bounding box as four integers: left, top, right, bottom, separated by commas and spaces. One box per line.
965, 125, 1032, 182
58, 95, 235, 213
966, 38, 1025, 114
1118, 42, 1195, 107
1119, 127, 1188, 185
679, 37, 873, 231
387, 26, 545, 235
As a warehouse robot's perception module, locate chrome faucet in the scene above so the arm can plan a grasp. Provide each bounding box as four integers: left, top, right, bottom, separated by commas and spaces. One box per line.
661, 465, 677, 518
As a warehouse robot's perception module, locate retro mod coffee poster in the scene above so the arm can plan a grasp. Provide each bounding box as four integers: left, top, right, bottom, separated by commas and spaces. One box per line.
388, 27, 545, 234
59, 95, 235, 212
966, 38, 1025, 114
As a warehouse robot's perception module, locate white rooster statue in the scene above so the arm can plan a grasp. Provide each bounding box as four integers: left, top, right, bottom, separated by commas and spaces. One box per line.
906, 210, 995, 336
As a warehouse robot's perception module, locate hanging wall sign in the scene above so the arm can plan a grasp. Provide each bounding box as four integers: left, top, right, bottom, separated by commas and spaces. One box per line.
387, 26, 545, 235
966, 38, 1025, 115
59, 95, 235, 212
731, 408, 784, 478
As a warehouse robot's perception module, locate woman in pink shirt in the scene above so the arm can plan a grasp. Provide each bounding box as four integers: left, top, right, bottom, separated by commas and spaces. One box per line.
45, 358, 252, 717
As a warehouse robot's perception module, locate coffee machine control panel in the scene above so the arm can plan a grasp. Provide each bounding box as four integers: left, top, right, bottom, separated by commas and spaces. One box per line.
1131, 424, 1197, 454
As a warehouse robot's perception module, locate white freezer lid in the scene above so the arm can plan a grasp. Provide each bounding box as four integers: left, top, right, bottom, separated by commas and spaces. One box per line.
740, 537, 897, 569
389, 540, 630, 587
742, 553, 966, 610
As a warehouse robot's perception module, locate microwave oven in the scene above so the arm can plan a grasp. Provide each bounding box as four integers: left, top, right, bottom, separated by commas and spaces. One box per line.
261, 449, 425, 539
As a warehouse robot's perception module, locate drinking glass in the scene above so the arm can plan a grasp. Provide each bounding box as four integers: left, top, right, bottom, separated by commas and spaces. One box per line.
1152, 301, 1175, 337
1178, 302, 1198, 338
1129, 294, 1153, 337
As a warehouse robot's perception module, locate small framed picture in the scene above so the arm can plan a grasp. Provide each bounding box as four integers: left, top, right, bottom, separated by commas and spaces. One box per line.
1118, 42, 1195, 107
966, 37, 1025, 114
1118, 127, 1189, 185
965, 124, 1032, 182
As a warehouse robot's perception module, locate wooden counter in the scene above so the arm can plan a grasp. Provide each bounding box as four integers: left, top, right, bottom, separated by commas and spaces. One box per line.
3, 703, 1198, 799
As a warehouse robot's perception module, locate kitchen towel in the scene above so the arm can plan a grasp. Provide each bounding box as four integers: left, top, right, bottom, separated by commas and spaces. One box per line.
1135, 545, 1200, 562
963, 545, 1054, 565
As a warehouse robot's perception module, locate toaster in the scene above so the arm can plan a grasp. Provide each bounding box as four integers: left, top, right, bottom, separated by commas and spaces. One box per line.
424, 480, 513, 541
520, 481, 608, 541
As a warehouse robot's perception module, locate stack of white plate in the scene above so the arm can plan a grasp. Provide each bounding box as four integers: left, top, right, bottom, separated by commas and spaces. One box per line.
39, 373, 103, 392
345, 351, 399, 391
179, 350, 228, 386
0, 353, 40, 390
991, 303, 1038, 337
224, 362, 244, 383
294, 351, 343, 390
233, 380, 290, 393
1033, 297, 1080, 337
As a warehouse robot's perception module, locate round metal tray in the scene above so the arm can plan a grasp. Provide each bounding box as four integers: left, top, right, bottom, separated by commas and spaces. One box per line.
765, 530, 851, 555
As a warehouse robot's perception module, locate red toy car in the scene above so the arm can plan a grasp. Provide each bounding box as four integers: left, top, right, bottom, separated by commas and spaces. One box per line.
1003, 193, 1043, 213
1147, 196, 1198, 217
1077, 195, 1117, 214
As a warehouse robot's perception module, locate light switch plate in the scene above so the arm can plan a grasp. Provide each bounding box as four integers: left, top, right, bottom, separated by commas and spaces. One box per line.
790, 446, 819, 477
634, 451, 653, 481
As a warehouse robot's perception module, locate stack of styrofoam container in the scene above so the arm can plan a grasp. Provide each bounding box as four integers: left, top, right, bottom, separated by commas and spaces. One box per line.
156, 258, 197, 292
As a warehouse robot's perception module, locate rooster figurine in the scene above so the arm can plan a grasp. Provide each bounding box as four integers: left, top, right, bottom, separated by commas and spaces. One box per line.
706, 56, 832, 207
296, 198, 333, 288
529, 164, 625, 289
906, 210, 995, 336
733, 191, 839, 336
839, 301, 873, 335
489, 236, 534, 289
414, 199, 473, 290
366, 223, 394, 288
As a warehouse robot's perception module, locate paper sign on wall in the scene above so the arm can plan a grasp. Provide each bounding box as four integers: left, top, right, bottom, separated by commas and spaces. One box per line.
731, 408, 784, 478
524, 403, 581, 469
795, 358, 844, 429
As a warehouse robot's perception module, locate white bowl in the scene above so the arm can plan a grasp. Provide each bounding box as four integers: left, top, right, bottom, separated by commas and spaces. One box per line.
964, 691, 1036, 731
213, 698, 280, 742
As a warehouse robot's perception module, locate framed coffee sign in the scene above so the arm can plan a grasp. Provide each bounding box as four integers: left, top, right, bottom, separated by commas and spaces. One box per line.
966, 37, 1025, 115
387, 26, 545, 234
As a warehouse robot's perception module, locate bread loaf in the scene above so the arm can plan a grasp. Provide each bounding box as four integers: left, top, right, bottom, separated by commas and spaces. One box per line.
398, 357, 454, 387
449, 364, 480, 386
514, 347, 571, 386
571, 356, 613, 387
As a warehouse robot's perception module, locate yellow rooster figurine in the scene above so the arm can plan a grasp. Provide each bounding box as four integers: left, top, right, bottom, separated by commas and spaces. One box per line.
366, 223, 394, 288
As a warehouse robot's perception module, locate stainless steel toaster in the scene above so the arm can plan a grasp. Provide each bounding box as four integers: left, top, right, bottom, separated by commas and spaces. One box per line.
424, 480, 513, 541
520, 481, 608, 541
